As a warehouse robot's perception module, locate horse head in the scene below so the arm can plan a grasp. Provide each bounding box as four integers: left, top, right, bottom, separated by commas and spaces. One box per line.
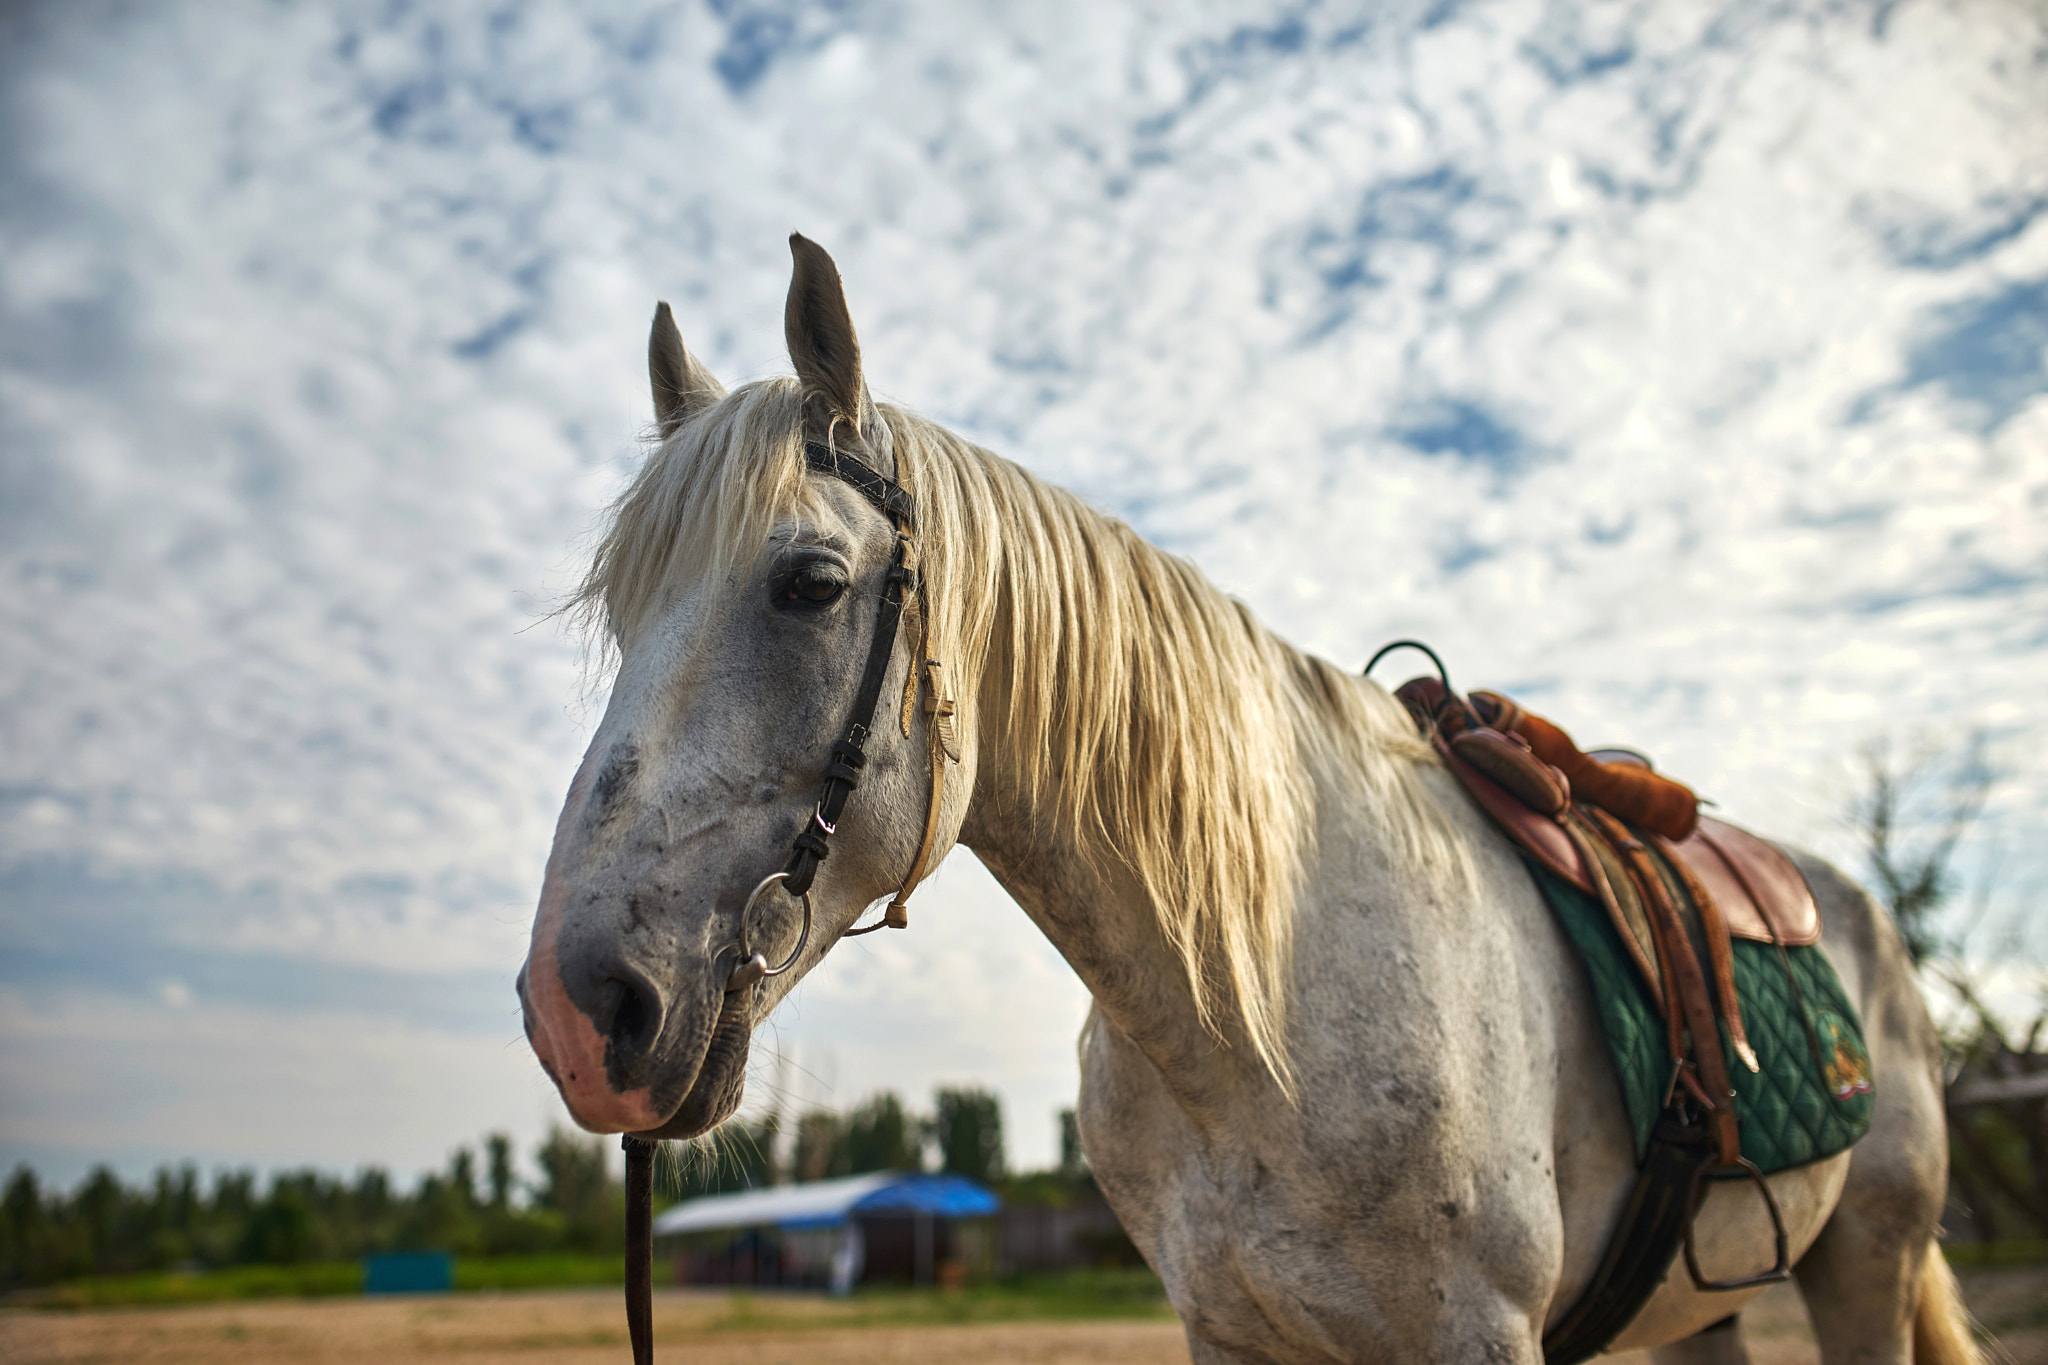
517, 235, 971, 1137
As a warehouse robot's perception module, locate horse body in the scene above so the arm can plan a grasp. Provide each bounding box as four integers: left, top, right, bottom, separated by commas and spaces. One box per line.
517, 238, 1970, 1362
976, 697, 1881, 1360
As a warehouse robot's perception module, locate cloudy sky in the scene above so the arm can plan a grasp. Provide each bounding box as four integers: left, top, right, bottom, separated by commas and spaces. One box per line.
2, 0, 2042, 1191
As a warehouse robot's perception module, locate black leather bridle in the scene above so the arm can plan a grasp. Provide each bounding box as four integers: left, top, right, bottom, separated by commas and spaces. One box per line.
622, 435, 922, 1365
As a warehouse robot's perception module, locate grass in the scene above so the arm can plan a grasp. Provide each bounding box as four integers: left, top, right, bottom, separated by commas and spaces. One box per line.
1942, 1238, 2048, 1267
707, 1268, 1175, 1330
455, 1254, 624, 1292
9, 1258, 1170, 1326
12, 1254, 627, 1309
18, 1261, 366, 1309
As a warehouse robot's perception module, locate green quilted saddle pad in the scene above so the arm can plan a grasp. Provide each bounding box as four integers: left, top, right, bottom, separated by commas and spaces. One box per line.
1526, 859, 1875, 1175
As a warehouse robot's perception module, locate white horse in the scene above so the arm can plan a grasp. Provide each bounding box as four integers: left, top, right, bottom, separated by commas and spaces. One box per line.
518, 235, 1975, 1363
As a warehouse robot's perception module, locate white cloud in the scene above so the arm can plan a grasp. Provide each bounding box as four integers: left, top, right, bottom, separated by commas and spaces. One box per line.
0, 983, 560, 1187
1, 0, 2043, 1182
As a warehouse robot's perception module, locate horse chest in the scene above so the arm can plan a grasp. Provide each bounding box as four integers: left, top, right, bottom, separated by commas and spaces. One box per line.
1080, 998, 1566, 1362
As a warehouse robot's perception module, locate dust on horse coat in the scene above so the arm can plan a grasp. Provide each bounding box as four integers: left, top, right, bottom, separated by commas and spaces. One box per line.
517, 235, 1975, 1363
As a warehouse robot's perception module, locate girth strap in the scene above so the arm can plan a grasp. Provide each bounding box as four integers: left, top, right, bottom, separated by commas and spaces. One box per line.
1541, 1114, 1717, 1364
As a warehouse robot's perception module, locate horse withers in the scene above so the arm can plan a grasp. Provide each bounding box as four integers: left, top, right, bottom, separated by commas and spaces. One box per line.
515, 234, 1975, 1363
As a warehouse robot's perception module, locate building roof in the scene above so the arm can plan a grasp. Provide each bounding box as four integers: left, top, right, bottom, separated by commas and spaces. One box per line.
652, 1171, 1002, 1235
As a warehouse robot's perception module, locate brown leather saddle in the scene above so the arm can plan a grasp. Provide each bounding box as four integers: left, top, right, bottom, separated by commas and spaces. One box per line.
1383, 665, 1818, 1360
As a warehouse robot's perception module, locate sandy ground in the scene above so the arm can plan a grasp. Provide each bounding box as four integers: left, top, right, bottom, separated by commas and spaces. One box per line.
0, 1290, 1187, 1365
3, 1267, 2040, 1364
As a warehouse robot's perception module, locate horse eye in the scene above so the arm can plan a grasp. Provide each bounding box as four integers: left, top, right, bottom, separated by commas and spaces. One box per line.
787, 565, 845, 603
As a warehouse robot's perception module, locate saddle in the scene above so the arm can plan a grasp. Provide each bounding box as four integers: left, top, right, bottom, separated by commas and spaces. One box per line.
1407, 681, 1818, 949
1387, 673, 1848, 1361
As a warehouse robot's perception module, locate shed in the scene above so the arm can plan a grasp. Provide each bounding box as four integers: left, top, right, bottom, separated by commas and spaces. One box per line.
654, 1171, 1000, 1293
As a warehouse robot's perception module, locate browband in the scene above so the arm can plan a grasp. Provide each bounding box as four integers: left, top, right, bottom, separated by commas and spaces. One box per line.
804, 439, 916, 526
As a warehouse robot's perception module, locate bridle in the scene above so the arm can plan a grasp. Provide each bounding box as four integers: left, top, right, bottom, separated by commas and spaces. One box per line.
621, 432, 960, 1365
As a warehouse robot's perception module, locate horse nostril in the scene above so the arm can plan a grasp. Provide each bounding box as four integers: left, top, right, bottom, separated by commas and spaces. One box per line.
595, 967, 665, 1061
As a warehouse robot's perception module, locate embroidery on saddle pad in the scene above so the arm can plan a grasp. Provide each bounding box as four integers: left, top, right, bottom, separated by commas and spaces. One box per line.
1527, 855, 1875, 1176
1816, 1010, 1875, 1100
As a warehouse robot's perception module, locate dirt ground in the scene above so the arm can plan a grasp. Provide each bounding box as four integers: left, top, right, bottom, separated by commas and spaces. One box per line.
3, 1267, 2041, 1364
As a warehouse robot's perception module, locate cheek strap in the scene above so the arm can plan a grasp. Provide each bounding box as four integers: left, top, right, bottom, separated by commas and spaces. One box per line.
780, 438, 959, 941
845, 603, 960, 936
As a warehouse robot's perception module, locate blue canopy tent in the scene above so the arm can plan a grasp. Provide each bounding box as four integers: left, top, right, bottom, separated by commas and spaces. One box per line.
653, 1172, 1001, 1292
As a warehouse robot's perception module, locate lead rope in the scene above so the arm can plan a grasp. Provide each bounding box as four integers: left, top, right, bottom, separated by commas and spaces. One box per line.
623, 1136, 654, 1365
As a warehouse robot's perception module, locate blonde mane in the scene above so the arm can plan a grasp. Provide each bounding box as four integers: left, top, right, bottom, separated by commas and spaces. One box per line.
575, 378, 1470, 1084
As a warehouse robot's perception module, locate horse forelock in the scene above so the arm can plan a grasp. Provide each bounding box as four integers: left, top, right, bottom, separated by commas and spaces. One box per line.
573, 377, 1473, 1090
571, 378, 812, 654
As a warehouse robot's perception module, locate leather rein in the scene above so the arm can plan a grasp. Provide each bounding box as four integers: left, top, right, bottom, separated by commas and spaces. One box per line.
622, 435, 958, 1365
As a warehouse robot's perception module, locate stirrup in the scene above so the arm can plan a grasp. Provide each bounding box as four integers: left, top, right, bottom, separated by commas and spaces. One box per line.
1682, 1156, 1790, 1291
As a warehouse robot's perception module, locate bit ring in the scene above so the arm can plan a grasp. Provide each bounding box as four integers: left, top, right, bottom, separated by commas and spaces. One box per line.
724, 871, 813, 993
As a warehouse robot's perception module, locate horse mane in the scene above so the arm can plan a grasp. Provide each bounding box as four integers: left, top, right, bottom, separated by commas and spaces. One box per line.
574, 377, 1471, 1087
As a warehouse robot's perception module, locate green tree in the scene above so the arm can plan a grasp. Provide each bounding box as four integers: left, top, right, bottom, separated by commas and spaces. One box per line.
239, 1178, 317, 1264
449, 1147, 478, 1205
399, 1172, 482, 1254
140, 1166, 197, 1269
932, 1088, 1004, 1183
1059, 1108, 1086, 1178
1853, 733, 2046, 1241
74, 1167, 127, 1273
0, 1128, 658, 1285
1853, 733, 1989, 965
534, 1127, 618, 1252
2, 1167, 47, 1283
794, 1110, 840, 1182
841, 1093, 919, 1173
485, 1133, 514, 1209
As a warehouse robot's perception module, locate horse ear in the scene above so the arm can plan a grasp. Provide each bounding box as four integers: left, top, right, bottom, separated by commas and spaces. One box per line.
784, 232, 870, 435
648, 301, 726, 438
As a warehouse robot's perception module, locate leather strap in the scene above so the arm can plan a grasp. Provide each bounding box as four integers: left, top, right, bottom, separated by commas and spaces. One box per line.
780, 441, 919, 898
1587, 808, 1741, 1167
1559, 812, 1664, 1016
1473, 690, 1699, 842
1691, 821, 1821, 946
888, 689, 950, 926
1433, 732, 1591, 890
622, 1136, 655, 1365
1657, 832, 1759, 1075
1541, 1113, 1719, 1363
805, 439, 916, 523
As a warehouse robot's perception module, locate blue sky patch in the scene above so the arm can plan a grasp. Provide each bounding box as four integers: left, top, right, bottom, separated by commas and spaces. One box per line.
1861, 191, 2048, 272
1284, 164, 1521, 338
1388, 398, 1532, 472
709, 0, 861, 95
1861, 278, 2048, 433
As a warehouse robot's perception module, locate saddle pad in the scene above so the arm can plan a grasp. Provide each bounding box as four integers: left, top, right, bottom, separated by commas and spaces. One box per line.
1527, 859, 1875, 1175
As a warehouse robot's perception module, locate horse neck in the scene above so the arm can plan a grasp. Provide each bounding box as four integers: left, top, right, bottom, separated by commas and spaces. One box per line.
957, 776, 1264, 1116
953, 656, 1323, 1122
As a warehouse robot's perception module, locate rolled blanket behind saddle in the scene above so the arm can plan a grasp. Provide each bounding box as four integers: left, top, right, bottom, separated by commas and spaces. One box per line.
1471, 691, 1699, 842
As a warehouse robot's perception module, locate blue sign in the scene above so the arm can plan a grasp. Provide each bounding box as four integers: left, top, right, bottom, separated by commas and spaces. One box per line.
363, 1250, 454, 1294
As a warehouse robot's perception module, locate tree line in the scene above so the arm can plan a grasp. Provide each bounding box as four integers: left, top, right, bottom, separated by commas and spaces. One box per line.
691, 1086, 1015, 1194
0, 1128, 625, 1287
0, 1084, 1085, 1289
1856, 734, 2048, 1241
